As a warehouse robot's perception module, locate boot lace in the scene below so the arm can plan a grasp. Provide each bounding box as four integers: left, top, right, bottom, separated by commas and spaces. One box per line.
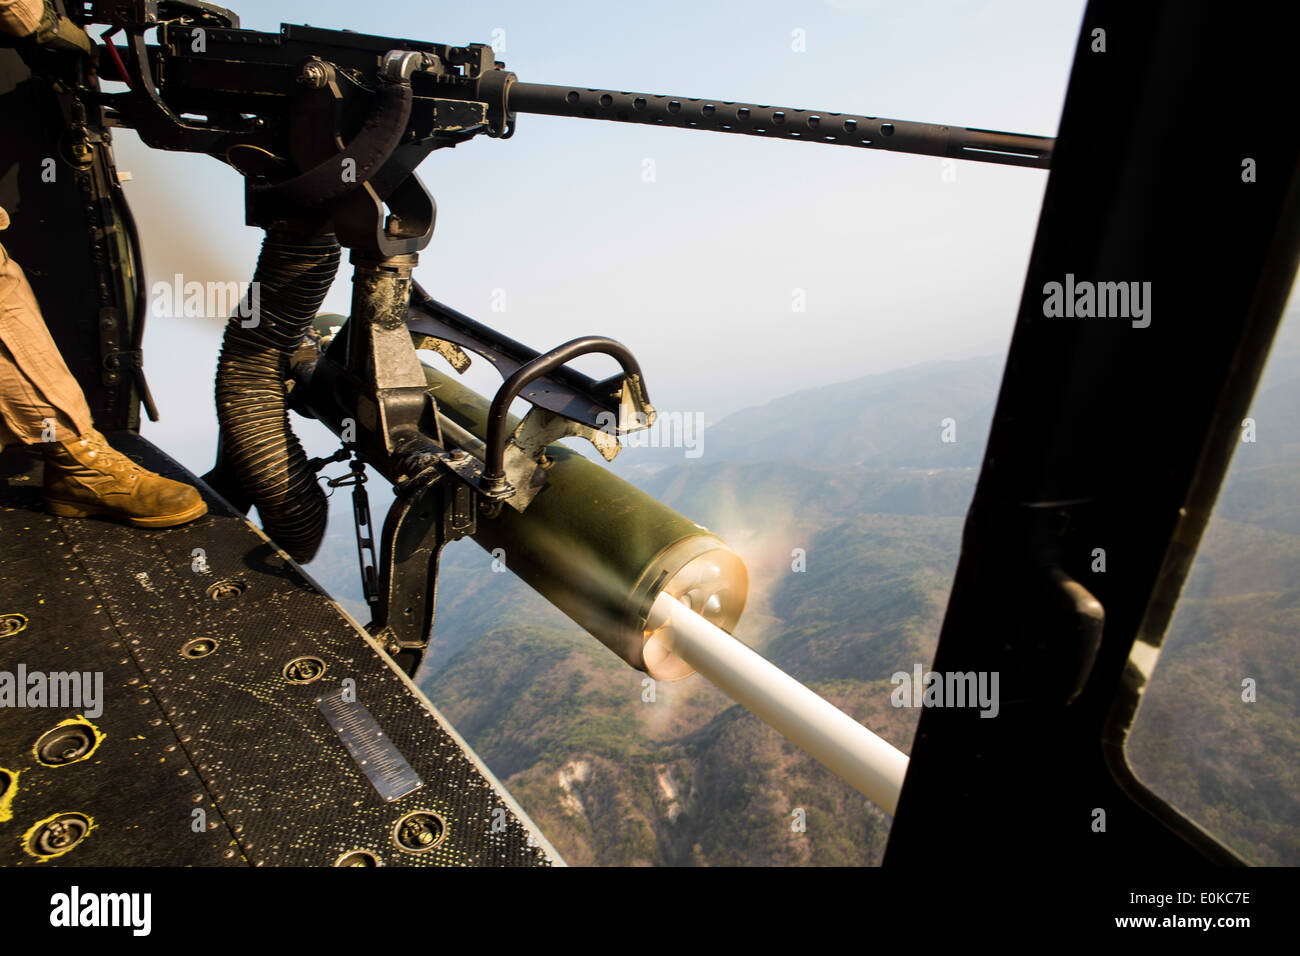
78, 431, 144, 483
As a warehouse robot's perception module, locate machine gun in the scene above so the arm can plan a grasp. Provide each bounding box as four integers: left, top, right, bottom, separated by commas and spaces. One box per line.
67, 0, 1052, 680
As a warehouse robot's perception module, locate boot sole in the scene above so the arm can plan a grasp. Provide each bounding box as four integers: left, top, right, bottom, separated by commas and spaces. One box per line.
46, 497, 209, 528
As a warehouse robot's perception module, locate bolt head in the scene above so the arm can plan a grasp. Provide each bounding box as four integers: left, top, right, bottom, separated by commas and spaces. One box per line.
298, 61, 328, 88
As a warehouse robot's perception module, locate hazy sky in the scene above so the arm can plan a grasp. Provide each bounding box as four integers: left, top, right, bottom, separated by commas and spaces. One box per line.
121, 0, 1087, 474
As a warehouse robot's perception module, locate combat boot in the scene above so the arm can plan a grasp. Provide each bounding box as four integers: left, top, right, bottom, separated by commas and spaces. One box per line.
43, 429, 207, 528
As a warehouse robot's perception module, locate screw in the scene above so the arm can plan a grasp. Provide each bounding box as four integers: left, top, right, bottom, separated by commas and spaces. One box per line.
299, 61, 329, 88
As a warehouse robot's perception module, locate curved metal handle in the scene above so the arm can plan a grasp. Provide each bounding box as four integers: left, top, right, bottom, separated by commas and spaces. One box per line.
482, 336, 646, 495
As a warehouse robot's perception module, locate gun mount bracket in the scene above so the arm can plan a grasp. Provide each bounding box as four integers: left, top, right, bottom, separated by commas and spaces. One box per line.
368, 461, 476, 677
406, 283, 654, 509
480, 336, 654, 499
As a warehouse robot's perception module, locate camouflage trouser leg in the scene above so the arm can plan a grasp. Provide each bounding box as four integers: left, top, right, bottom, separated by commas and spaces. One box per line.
0, 239, 94, 447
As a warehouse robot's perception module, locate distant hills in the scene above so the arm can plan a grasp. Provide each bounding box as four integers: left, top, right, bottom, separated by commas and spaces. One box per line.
1126, 517, 1300, 866
695, 355, 1001, 469
1124, 321, 1300, 865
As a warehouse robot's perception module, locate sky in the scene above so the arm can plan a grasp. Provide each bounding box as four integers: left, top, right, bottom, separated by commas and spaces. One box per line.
119, 0, 1088, 477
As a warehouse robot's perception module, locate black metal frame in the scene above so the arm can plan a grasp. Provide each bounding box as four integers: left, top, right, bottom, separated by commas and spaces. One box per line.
883, 0, 1300, 867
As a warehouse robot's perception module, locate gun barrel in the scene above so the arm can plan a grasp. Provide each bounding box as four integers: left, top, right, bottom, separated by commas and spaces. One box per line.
507, 81, 1052, 169
650, 592, 909, 814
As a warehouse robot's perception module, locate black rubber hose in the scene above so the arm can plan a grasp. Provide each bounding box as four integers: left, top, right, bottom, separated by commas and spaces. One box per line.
215, 233, 341, 562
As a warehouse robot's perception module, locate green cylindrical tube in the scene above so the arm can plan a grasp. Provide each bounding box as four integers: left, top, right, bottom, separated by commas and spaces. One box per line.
423, 363, 748, 681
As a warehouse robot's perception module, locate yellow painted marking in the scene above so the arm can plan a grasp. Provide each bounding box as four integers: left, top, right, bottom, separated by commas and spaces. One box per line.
21, 812, 95, 861
31, 716, 107, 767
0, 768, 19, 823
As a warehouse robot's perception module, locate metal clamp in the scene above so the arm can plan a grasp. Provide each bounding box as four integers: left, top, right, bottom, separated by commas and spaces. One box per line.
102, 348, 143, 371
481, 336, 649, 498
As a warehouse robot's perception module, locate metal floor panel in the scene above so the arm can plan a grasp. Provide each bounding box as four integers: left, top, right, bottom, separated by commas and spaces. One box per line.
0, 434, 556, 867
0, 453, 238, 866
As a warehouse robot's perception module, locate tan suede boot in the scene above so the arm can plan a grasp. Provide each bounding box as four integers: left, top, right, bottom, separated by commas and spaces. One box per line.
43, 429, 207, 528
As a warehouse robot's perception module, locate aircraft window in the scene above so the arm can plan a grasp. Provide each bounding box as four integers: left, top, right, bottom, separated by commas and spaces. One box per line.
1123, 275, 1300, 865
